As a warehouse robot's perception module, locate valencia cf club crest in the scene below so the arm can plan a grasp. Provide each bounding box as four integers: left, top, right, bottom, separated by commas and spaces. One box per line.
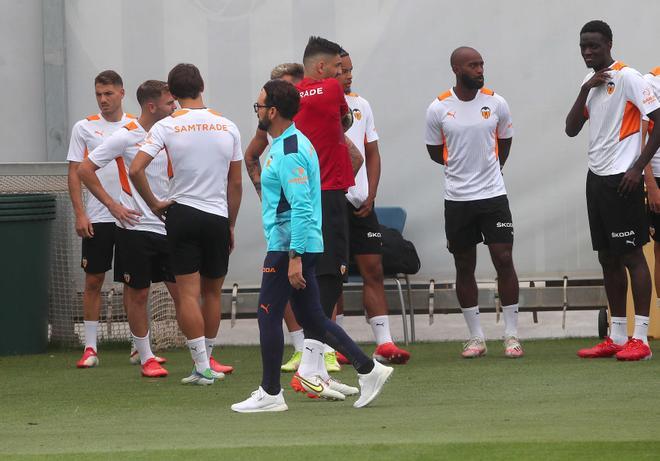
481, 106, 491, 119
606, 81, 615, 95
340, 264, 347, 275
81, 257, 88, 269
353, 108, 362, 121
124, 272, 131, 284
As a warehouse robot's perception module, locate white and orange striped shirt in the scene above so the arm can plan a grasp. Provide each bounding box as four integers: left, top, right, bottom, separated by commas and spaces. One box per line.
140, 108, 242, 217
88, 120, 171, 235
583, 61, 659, 176
425, 88, 513, 201
67, 112, 136, 223
345, 92, 379, 208
644, 67, 660, 177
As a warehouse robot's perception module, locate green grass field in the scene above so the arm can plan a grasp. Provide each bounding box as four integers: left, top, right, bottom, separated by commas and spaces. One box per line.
1, 339, 659, 460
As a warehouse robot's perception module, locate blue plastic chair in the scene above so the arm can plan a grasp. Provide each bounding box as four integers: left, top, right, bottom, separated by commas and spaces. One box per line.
373, 206, 415, 344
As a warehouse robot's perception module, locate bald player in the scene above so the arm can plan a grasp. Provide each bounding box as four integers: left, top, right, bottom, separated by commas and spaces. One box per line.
425, 47, 523, 359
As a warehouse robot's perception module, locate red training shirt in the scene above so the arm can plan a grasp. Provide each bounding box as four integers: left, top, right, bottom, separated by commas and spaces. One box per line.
294, 77, 354, 191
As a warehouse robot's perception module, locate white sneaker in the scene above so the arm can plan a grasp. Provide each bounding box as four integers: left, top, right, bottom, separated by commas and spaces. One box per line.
294, 374, 345, 400
180, 368, 215, 385
327, 377, 358, 396
354, 360, 393, 408
231, 387, 288, 413
462, 337, 487, 358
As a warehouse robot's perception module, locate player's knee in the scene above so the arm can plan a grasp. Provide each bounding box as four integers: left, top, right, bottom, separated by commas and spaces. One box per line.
84, 274, 104, 292
492, 250, 514, 273
361, 263, 384, 285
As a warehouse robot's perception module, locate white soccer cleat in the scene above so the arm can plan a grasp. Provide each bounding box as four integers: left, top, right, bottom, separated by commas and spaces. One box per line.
180, 368, 215, 385
462, 337, 487, 358
231, 387, 288, 413
504, 336, 524, 358
209, 369, 225, 380
327, 377, 359, 396
292, 373, 345, 400
354, 360, 393, 408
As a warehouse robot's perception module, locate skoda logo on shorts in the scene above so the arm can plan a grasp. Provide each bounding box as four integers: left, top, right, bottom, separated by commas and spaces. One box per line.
607, 81, 615, 95
481, 106, 491, 119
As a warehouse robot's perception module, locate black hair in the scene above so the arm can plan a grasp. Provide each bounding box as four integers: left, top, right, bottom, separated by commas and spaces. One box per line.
263, 79, 300, 120
580, 20, 613, 42
95, 70, 123, 87
167, 63, 204, 99
303, 36, 343, 65
339, 47, 349, 58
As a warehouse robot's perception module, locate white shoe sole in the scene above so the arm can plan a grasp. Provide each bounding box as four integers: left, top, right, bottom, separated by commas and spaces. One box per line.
181, 376, 214, 385
231, 403, 288, 413
354, 366, 393, 408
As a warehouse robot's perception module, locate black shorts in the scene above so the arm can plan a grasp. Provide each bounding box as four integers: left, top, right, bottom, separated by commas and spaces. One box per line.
113, 227, 175, 289
81, 222, 116, 274
586, 170, 648, 253
165, 202, 230, 278
347, 202, 382, 255
444, 195, 514, 253
649, 177, 660, 242
316, 190, 349, 277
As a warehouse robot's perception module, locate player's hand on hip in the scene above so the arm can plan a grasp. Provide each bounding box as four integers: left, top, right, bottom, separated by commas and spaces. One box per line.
151, 200, 173, 222
582, 69, 610, 90
288, 257, 306, 290
110, 203, 141, 227
75, 214, 93, 238
618, 167, 642, 196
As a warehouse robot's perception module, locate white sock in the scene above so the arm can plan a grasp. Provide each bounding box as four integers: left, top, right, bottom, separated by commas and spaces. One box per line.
610, 317, 628, 345
461, 306, 484, 339
84, 321, 98, 351
205, 338, 215, 359
324, 343, 335, 354
369, 315, 393, 345
132, 331, 154, 365
335, 314, 344, 328
633, 315, 650, 344
317, 345, 330, 381
298, 339, 323, 378
187, 336, 209, 373
502, 304, 519, 338
290, 329, 304, 352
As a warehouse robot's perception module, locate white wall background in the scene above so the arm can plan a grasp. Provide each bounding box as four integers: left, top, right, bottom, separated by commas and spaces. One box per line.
2, 0, 660, 285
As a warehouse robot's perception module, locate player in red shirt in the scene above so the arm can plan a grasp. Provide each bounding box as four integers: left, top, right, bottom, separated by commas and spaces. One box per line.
289, 36, 366, 397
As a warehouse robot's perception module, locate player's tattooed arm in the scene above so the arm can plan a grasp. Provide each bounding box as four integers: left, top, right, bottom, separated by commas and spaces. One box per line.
345, 136, 364, 175
244, 128, 268, 200
426, 145, 444, 165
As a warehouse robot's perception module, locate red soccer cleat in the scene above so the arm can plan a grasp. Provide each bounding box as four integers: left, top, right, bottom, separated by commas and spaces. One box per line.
577, 337, 624, 358
336, 351, 350, 365
141, 357, 168, 377
373, 342, 411, 364
76, 347, 99, 368
210, 356, 234, 374
615, 339, 653, 361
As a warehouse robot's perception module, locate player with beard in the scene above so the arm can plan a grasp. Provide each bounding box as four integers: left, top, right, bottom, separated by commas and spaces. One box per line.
425, 47, 523, 359
231, 79, 392, 412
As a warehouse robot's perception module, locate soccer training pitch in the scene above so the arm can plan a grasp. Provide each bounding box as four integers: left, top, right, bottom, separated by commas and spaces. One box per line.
1, 339, 658, 461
